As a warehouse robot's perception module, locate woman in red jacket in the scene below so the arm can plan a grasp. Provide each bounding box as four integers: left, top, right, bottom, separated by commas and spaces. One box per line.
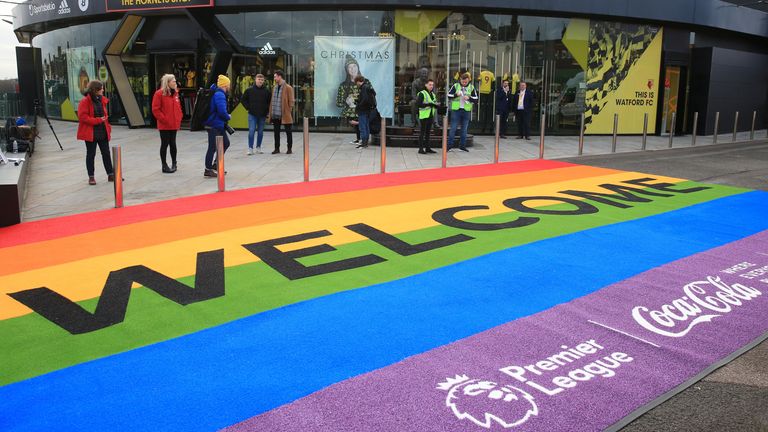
77, 80, 113, 185
151, 74, 183, 173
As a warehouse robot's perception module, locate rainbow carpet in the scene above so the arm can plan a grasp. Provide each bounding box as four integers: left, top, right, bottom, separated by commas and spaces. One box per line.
1, 160, 767, 431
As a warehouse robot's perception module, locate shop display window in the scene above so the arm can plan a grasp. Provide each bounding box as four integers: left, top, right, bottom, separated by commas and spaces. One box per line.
154, 53, 199, 120
30, 12, 658, 135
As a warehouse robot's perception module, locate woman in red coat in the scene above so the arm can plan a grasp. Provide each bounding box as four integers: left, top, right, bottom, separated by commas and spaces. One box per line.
77, 80, 113, 185
151, 74, 183, 173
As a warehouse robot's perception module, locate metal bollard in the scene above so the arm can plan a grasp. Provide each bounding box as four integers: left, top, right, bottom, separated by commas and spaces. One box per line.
578, 113, 585, 155
303, 117, 309, 182
494, 114, 500, 163
380, 116, 387, 173
111, 145, 123, 208
442, 115, 448, 168
539, 113, 545, 159
668, 112, 676, 148
611, 113, 618, 153
641, 113, 648, 150
732, 111, 739, 142
216, 135, 225, 192
692, 112, 698, 146
713, 111, 720, 144
750, 111, 756, 140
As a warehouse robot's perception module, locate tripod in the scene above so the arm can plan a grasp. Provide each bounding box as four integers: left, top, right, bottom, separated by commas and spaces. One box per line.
34, 100, 63, 151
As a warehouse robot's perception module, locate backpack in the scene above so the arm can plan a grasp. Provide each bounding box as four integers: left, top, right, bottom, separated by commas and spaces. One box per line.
189, 88, 214, 131
369, 87, 377, 109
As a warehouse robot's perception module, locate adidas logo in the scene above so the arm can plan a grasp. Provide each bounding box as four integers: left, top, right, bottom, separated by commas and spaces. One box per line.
258, 42, 276, 55
58, 0, 71, 14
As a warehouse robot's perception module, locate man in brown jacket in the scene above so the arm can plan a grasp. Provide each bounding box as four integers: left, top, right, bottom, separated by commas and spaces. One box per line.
268, 70, 295, 154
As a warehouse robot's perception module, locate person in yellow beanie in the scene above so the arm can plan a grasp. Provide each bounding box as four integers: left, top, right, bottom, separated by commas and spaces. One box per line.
203, 74, 232, 177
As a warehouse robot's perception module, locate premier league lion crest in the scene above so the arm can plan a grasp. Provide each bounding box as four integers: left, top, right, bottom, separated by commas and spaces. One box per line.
437, 374, 538, 429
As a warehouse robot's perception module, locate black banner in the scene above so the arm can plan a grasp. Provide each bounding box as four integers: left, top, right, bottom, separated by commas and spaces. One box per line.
106, 0, 213, 12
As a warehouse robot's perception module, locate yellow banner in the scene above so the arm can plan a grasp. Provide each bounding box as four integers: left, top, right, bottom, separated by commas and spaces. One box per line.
584, 23, 663, 134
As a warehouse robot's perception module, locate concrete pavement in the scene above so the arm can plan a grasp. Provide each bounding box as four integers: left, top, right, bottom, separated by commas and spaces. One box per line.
19, 119, 767, 221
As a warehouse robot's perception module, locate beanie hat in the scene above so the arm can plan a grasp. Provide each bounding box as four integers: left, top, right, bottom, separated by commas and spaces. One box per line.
344, 54, 359, 68
217, 75, 231, 88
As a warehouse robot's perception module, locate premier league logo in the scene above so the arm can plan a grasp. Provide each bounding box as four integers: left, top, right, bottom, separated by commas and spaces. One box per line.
437, 374, 538, 429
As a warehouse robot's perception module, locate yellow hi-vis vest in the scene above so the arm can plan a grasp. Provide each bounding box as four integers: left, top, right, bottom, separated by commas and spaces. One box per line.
418, 90, 436, 120
450, 83, 475, 112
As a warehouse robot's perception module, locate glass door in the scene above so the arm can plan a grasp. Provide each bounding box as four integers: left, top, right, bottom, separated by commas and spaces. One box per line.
152, 52, 197, 123
228, 53, 263, 113
442, 13, 496, 134
518, 17, 587, 136
661, 66, 681, 134
522, 37, 545, 134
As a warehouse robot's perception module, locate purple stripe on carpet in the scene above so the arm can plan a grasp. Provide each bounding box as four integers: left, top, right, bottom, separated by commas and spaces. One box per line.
222, 230, 768, 431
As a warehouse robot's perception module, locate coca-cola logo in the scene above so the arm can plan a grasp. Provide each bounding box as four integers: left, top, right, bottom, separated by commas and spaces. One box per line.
631, 276, 762, 338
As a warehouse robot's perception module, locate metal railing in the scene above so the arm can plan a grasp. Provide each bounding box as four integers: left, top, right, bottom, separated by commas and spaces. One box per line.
380, 117, 387, 173
216, 136, 225, 192
668, 112, 676, 148
303, 117, 310, 181
81, 109, 764, 212
111, 145, 123, 208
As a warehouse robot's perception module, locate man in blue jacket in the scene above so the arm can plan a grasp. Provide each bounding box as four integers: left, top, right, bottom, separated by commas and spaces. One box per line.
203, 75, 232, 177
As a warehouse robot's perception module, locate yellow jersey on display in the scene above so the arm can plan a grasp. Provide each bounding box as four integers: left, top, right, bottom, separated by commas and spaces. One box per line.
478, 70, 494, 94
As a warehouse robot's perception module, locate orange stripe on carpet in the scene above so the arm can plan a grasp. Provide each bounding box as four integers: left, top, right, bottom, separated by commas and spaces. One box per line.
0, 165, 618, 276
0, 161, 574, 248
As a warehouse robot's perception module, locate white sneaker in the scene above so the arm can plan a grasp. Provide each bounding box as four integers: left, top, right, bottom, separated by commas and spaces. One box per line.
257, 148, 263, 154
247, 148, 254, 155
350, 139, 360, 144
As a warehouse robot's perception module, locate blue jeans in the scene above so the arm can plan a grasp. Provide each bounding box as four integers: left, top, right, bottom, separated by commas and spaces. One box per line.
206, 128, 230, 169
448, 109, 471, 149
358, 111, 370, 144
248, 114, 266, 149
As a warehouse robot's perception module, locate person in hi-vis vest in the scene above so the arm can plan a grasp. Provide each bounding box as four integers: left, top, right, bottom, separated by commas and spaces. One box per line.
447, 72, 479, 151
416, 79, 439, 154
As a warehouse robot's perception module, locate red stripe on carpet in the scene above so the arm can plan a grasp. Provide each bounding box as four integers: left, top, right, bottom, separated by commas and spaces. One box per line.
0, 160, 573, 248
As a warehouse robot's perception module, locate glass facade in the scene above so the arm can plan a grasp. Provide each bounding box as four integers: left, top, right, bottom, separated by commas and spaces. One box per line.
34, 21, 120, 122
31, 11, 663, 135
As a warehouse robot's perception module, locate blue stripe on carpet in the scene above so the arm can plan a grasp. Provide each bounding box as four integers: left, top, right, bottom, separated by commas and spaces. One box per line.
1, 191, 766, 432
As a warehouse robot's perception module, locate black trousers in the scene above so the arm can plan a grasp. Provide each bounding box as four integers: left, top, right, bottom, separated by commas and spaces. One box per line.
479, 93, 494, 132
418, 118, 433, 150
159, 130, 177, 165
516, 109, 531, 138
85, 139, 113, 177
498, 111, 510, 136
272, 118, 293, 150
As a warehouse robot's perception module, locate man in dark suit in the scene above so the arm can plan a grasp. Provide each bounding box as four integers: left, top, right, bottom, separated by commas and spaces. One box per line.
513, 81, 534, 140
495, 79, 512, 138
